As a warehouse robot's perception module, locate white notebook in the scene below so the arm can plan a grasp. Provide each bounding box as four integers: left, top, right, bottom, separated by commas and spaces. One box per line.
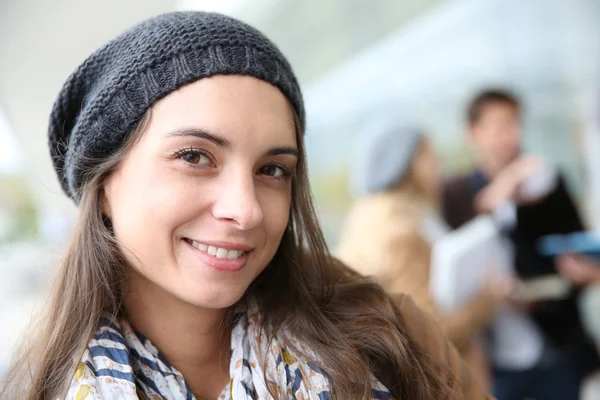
429, 215, 513, 312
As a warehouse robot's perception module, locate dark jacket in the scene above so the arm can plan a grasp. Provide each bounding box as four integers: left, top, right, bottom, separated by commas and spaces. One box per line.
442, 171, 586, 348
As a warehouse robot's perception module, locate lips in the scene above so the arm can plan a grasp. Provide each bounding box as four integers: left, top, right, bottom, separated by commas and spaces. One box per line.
183, 238, 253, 272
187, 239, 246, 259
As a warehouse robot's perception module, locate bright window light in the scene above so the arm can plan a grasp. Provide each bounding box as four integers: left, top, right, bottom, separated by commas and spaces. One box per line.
0, 109, 22, 174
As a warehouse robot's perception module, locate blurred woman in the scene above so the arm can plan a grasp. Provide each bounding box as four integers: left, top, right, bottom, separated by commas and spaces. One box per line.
338, 121, 508, 388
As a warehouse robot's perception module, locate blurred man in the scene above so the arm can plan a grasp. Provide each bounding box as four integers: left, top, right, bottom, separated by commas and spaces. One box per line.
443, 89, 598, 400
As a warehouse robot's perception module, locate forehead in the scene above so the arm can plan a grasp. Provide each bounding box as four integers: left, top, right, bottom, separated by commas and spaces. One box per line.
479, 101, 520, 119
143, 75, 297, 148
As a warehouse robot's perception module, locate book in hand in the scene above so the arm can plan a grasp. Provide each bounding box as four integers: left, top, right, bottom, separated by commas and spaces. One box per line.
429, 215, 512, 312
537, 231, 600, 262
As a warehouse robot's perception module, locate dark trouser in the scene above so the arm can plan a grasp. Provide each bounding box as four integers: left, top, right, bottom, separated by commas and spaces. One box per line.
492, 362, 581, 400
492, 342, 599, 400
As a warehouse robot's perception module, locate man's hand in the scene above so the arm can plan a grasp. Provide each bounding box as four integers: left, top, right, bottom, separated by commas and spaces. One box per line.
557, 254, 600, 286
475, 155, 545, 213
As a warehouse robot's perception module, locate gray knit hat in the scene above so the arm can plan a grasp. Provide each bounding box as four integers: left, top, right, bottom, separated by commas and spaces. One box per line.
49, 11, 304, 203
352, 119, 423, 195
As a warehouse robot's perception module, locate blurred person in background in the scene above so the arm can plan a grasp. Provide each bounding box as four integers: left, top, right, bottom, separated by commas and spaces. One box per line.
337, 120, 510, 389
0, 12, 491, 400
443, 89, 599, 400
554, 87, 600, 391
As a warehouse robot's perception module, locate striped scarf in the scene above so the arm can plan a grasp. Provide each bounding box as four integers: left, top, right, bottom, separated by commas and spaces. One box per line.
67, 306, 393, 399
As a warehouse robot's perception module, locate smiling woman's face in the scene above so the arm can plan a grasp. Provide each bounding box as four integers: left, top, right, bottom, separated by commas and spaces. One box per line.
102, 75, 298, 309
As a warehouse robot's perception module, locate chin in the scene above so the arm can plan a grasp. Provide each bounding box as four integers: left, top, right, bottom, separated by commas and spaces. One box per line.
178, 284, 247, 310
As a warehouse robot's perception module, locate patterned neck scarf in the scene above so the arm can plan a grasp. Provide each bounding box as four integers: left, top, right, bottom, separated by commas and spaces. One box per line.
67, 306, 393, 399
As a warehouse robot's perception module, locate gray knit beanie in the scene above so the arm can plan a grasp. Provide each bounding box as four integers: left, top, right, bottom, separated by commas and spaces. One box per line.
352, 119, 423, 196
48, 11, 304, 203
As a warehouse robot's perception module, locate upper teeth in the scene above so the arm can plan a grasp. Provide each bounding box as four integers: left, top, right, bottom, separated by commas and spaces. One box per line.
190, 240, 245, 259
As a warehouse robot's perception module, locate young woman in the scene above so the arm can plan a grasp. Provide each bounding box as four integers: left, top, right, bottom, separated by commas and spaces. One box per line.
1, 12, 490, 399
337, 121, 509, 389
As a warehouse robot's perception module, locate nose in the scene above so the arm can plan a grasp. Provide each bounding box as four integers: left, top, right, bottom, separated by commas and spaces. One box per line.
211, 169, 264, 230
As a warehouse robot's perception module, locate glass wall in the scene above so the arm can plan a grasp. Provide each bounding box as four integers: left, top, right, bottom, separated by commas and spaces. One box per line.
300, 0, 600, 244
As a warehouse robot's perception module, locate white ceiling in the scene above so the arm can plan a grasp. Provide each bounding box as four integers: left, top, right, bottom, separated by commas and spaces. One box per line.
0, 0, 176, 215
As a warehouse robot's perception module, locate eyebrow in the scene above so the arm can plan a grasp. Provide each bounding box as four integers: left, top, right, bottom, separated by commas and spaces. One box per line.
265, 146, 298, 158
164, 127, 298, 158
164, 128, 232, 149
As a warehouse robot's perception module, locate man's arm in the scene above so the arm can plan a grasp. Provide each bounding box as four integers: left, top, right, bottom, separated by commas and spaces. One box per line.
516, 175, 584, 237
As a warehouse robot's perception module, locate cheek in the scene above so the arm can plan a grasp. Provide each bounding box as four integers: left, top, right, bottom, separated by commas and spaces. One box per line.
472, 130, 492, 152
506, 130, 520, 149
485, 134, 504, 154
107, 167, 197, 265
479, 129, 496, 145
258, 188, 291, 246
416, 158, 438, 192
426, 158, 440, 187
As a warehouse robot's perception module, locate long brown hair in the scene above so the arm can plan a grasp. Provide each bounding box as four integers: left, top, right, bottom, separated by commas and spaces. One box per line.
2, 108, 459, 399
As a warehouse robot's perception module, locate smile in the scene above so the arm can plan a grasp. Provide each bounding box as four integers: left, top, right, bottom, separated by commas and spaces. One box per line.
184, 239, 250, 260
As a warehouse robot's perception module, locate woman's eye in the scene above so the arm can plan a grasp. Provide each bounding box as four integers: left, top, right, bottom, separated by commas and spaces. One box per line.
260, 165, 288, 178
178, 150, 210, 165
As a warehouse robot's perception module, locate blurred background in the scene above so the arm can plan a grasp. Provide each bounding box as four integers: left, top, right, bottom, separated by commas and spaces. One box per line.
1, 0, 600, 393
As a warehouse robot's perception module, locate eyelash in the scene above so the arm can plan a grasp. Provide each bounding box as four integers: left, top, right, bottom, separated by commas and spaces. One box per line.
259, 163, 294, 180
173, 147, 295, 180
173, 147, 213, 168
